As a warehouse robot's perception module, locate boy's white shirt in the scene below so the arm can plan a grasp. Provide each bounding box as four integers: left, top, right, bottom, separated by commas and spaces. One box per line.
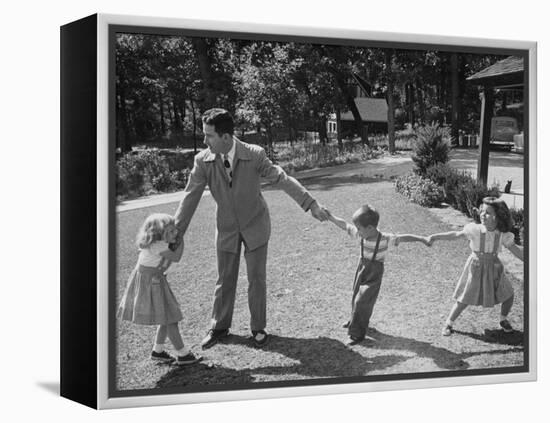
345, 223, 398, 262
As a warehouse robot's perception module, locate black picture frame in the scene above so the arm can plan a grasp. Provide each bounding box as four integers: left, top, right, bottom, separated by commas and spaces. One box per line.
60, 13, 537, 409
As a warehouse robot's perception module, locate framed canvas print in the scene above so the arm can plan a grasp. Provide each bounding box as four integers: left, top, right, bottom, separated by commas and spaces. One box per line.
60, 13, 537, 409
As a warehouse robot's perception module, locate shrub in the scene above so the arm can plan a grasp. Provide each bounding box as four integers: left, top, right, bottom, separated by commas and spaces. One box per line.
171, 169, 191, 190
277, 141, 382, 173
411, 123, 451, 176
395, 173, 445, 207
457, 178, 500, 219
510, 208, 524, 245
424, 163, 499, 219
116, 149, 184, 198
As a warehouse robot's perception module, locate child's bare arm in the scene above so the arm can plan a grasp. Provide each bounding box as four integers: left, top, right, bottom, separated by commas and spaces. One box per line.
506, 243, 524, 261
395, 234, 431, 246
428, 231, 465, 243
325, 209, 349, 232
160, 240, 184, 262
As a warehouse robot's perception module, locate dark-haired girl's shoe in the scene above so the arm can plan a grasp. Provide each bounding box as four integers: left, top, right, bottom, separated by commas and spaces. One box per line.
500, 319, 514, 333
441, 324, 453, 336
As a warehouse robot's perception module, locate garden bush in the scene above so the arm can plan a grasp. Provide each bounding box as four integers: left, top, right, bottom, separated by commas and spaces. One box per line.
394, 173, 445, 207
277, 141, 382, 173
510, 208, 525, 245
424, 163, 499, 219
116, 149, 190, 199
411, 123, 451, 176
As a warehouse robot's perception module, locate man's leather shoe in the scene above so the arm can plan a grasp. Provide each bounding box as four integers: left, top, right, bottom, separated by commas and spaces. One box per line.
251, 330, 269, 347
201, 329, 229, 349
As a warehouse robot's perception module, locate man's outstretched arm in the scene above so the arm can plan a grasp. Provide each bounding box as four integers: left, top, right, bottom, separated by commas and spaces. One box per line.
257, 148, 328, 221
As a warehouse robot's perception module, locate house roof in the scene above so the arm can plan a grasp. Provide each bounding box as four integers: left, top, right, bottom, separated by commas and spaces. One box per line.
352, 73, 372, 96
467, 56, 524, 86
340, 97, 388, 122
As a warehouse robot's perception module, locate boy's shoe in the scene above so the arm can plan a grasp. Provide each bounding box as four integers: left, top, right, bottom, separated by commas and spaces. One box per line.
500, 319, 514, 333
346, 335, 365, 346
151, 350, 175, 363
342, 320, 350, 329
441, 324, 453, 336
201, 329, 230, 349
251, 330, 269, 347
175, 352, 203, 366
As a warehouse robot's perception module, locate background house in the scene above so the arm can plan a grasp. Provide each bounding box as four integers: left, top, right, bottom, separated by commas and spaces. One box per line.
327, 73, 388, 140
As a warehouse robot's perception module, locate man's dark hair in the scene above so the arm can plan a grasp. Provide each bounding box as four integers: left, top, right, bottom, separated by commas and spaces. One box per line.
202, 108, 234, 136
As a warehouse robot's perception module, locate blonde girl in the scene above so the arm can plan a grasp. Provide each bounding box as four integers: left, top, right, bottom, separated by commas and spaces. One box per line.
428, 197, 524, 336
118, 213, 202, 365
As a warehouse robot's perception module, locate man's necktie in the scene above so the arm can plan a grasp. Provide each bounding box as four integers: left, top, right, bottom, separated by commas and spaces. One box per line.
223, 154, 232, 187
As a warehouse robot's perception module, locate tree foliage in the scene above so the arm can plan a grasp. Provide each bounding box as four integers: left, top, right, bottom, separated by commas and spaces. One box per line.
115, 33, 507, 152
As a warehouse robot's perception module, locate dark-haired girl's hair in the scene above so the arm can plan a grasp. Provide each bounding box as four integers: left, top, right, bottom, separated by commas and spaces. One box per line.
482, 196, 513, 232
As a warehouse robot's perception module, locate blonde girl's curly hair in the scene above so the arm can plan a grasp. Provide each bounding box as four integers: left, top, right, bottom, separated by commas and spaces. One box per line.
136, 213, 175, 249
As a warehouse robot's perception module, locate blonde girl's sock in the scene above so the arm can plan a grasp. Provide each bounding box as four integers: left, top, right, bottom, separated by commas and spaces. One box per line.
445, 318, 455, 327
500, 314, 508, 322
176, 347, 190, 357
153, 343, 165, 353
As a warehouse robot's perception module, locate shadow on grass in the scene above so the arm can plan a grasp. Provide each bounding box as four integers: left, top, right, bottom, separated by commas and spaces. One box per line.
356, 328, 470, 371
452, 328, 524, 346
364, 328, 524, 369
156, 361, 255, 388
155, 328, 522, 389
156, 334, 405, 388
253, 335, 406, 377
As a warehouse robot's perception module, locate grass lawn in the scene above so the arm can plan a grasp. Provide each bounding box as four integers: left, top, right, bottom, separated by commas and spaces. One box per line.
115, 176, 525, 392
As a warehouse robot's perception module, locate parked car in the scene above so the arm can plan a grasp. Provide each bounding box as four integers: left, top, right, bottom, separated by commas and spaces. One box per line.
490, 116, 519, 150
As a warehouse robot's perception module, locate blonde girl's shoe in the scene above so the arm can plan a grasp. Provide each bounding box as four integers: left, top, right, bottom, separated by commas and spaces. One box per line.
175, 352, 203, 366
151, 350, 175, 363
441, 324, 453, 336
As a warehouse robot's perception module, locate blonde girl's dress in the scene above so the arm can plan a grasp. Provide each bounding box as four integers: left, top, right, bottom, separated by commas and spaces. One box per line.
117, 241, 183, 325
453, 223, 515, 307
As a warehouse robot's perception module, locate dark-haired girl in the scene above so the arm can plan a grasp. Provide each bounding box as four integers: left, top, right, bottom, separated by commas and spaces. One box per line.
428, 197, 524, 336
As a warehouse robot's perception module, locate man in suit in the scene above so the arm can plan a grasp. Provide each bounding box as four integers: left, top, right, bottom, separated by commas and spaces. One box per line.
174, 108, 329, 349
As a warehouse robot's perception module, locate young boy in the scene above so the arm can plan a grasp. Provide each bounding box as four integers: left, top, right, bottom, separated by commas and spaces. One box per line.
326, 205, 430, 345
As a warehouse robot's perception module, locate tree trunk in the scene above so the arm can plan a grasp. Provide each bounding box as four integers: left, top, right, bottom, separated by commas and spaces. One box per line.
406, 82, 415, 124
191, 38, 217, 109
168, 101, 175, 131
116, 86, 132, 153
386, 85, 396, 153
478, 89, 494, 186
172, 101, 181, 132
439, 55, 447, 120
318, 116, 328, 145
191, 101, 198, 154
416, 83, 425, 123
159, 91, 166, 135
450, 53, 460, 145
336, 108, 343, 151
385, 51, 396, 153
